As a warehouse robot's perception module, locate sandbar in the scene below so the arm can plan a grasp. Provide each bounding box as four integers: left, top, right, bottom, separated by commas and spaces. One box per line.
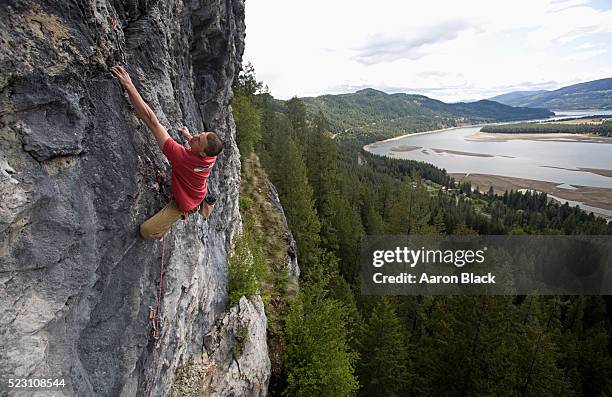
390, 145, 422, 152
466, 131, 612, 144
431, 148, 494, 158
540, 165, 612, 178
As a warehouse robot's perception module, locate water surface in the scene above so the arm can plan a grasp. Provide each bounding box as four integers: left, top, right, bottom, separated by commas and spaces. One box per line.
365, 110, 612, 216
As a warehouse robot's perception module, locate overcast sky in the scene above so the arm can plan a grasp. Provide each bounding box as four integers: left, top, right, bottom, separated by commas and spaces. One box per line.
242, 0, 612, 102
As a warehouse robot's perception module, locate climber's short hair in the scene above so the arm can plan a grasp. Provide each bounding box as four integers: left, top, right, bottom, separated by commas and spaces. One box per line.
204, 132, 224, 157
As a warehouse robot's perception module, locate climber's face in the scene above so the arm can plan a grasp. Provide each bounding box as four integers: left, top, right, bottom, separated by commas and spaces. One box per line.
189, 132, 209, 156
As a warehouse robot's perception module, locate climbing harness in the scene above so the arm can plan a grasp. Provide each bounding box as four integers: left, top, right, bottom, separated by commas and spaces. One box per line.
146, 236, 166, 397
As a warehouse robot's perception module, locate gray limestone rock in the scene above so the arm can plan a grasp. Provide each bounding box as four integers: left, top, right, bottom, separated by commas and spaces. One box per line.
0, 0, 268, 396
266, 181, 299, 280
170, 296, 270, 397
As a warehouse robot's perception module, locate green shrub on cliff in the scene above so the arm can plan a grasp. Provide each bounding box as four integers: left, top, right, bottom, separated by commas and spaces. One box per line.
228, 219, 267, 304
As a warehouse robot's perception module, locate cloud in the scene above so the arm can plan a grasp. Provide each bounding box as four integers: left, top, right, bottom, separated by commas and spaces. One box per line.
567, 48, 607, 61
418, 71, 452, 79
525, 3, 612, 46
549, 0, 590, 12
352, 19, 473, 65
574, 42, 596, 50
243, 0, 612, 102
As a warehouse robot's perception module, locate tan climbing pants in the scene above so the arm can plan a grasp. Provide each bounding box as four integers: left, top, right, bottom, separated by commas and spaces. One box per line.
140, 199, 194, 239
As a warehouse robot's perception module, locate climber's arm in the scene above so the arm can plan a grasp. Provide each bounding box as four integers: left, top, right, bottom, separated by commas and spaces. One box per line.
111, 65, 170, 150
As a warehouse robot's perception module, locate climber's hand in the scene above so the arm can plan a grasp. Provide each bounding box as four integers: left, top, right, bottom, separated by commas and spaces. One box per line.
111, 65, 134, 90
178, 126, 192, 141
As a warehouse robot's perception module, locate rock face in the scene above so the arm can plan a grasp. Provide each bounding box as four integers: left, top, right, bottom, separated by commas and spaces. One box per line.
170, 296, 270, 397
0, 0, 269, 396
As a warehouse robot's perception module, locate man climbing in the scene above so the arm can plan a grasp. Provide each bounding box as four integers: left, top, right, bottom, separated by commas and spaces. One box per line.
110, 65, 224, 239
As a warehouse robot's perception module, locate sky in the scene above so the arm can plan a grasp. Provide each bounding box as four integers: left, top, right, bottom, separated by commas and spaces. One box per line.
241, 0, 612, 102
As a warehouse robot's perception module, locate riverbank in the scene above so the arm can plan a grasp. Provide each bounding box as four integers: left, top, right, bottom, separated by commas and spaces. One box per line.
363, 124, 484, 150
450, 172, 612, 220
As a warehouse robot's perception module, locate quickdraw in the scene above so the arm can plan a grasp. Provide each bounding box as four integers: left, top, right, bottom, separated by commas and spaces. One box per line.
146, 237, 166, 397
109, 17, 127, 66
148, 306, 159, 346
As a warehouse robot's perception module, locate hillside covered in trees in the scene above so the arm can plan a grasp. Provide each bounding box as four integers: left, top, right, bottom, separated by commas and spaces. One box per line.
276, 88, 554, 142
233, 64, 612, 396
488, 77, 612, 110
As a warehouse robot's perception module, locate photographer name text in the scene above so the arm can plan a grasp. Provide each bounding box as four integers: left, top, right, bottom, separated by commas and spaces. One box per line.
373, 272, 496, 284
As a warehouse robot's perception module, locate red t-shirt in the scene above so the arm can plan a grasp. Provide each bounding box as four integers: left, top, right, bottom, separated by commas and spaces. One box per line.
162, 138, 216, 213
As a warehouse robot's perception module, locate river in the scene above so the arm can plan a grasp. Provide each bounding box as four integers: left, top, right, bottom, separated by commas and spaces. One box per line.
364, 110, 612, 218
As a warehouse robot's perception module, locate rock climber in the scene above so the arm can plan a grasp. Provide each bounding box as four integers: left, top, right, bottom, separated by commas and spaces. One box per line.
110, 65, 224, 239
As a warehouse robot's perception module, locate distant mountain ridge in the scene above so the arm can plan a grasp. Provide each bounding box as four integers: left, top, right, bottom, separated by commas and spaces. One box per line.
488, 90, 548, 104
488, 78, 612, 110
290, 88, 553, 140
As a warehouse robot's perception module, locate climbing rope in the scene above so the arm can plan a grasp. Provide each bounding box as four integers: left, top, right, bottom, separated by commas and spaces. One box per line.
146, 236, 166, 397
155, 237, 166, 347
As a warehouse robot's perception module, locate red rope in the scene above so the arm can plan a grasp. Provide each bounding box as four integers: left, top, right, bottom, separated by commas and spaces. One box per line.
146, 237, 165, 397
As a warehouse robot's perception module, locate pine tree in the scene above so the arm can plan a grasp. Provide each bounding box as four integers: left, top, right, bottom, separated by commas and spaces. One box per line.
284, 277, 358, 397
233, 62, 264, 157
271, 126, 321, 271
515, 296, 572, 396
328, 194, 364, 283
362, 197, 385, 235
432, 209, 446, 234
257, 93, 279, 168
385, 181, 431, 234
558, 296, 612, 396
357, 298, 413, 397
285, 96, 309, 145
310, 112, 337, 212
233, 92, 262, 157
